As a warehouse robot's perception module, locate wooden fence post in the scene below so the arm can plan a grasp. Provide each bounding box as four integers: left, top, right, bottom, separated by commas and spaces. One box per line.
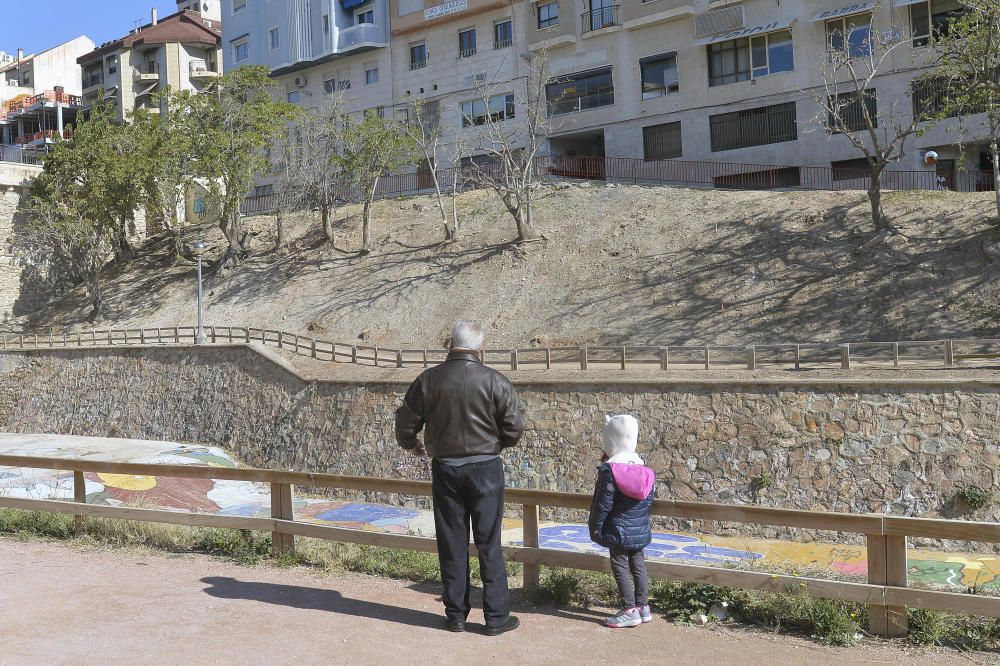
867, 533, 908, 637
73, 470, 86, 536
704, 345, 711, 370
659, 346, 669, 371
545, 348, 551, 370
579, 346, 588, 370
522, 503, 540, 591
839, 344, 851, 370
746, 345, 756, 370
794, 344, 801, 370
397, 350, 404, 368
511, 349, 518, 370
351, 346, 358, 363
311, 339, 318, 358
422, 349, 428, 368
619, 346, 626, 370
944, 340, 955, 366
892, 342, 900, 369
270, 482, 295, 555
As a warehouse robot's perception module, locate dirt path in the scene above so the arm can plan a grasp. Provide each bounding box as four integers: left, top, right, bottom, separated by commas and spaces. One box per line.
0, 538, 989, 665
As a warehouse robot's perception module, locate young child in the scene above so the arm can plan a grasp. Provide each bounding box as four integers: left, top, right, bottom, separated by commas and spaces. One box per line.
588, 414, 655, 628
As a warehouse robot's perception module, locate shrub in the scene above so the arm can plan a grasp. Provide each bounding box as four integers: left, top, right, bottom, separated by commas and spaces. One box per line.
956, 486, 995, 511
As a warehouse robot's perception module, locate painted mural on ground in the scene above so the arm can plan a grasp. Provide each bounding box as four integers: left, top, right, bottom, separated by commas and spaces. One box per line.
0, 434, 997, 592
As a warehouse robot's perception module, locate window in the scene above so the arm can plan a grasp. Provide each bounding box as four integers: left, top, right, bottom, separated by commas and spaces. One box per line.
459, 29, 477, 58
643, 122, 682, 160
828, 90, 877, 133
336, 68, 351, 90
356, 7, 375, 24
365, 61, 379, 84
269, 27, 279, 51
825, 13, 873, 58
233, 38, 249, 63
323, 14, 330, 33
324, 77, 336, 94
546, 67, 614, 115
640, 52, 678, 99
461, 94, 515, 126
287, 90, 300, 103
709, 102, 797, 152
709, 30, 793, 87
537, 2, 559, 29
831, 157, 871, 181
585, 0, 618, 32
395, 108, 410, 123
233, 0, 247, 13
911, 0, 965, 47
398, 0, 423, 16
106, 56, 117, 75
365, 106, 386, 118
410, 42, 427, 70
494, 20, 513, 49
911, 76, 986, 120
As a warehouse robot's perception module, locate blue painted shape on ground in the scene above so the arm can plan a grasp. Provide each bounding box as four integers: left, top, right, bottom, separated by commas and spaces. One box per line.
530, 525, 762, 564
314, 503, 421, 526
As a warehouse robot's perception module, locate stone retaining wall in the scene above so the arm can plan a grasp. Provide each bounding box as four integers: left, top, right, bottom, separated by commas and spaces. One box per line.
0, 345, 998, 542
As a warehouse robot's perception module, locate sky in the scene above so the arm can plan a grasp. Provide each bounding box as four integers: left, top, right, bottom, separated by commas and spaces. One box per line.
0, 1, 181, 57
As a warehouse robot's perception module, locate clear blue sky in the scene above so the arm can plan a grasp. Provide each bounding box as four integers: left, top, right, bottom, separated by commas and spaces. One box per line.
0, 1, 181, 57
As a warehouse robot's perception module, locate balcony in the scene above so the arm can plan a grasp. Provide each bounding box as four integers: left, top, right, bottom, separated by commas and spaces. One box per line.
581, 5, 621, 33
82, 73, 104, 93
410, 57, 428, 71
134, 63, 160, 82
338, 23, 387, 52
459, 47, 477, 58
189, 60, 220, 80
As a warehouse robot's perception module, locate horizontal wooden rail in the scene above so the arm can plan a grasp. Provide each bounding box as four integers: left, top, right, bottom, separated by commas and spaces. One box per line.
2, 327, 1000, 374
2, 453, 1000, 635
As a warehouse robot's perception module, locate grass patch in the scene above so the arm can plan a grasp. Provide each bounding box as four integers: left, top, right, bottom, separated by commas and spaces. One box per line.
528, 567, 618, 607
907, 608, 1000, 649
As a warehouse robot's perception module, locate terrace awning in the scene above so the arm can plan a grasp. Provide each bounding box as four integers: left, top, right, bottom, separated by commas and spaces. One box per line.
102, 86, 118, 100
811, 1, 875, 21
693, 18, 796, 46
136, 82, 159, 98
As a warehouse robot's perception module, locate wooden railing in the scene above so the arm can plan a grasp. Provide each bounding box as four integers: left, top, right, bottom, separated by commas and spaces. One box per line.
0, 453, 997, 637
3, 326, 1000, 373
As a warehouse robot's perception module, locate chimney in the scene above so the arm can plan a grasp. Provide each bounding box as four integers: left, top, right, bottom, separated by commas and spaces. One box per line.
16, 48, 23, 62
151, 7, 158, 25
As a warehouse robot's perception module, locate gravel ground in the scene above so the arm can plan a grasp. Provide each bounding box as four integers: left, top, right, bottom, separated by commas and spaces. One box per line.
1, 537, 991, 665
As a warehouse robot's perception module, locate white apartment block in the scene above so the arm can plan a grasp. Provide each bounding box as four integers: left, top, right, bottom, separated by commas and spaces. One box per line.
222, 0, 996, 188
78, 7, 222, 123
0, 36, 95, 149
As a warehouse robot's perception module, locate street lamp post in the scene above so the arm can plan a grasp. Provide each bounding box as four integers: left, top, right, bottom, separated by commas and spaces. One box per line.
192, 240, 207, 345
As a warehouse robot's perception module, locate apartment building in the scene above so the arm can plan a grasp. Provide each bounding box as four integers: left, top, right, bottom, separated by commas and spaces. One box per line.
0, 36, 95, 150
221, 0, 524, 146
530, 0, 990, 185
77, 8, 223, 122
222, 0, 993, 187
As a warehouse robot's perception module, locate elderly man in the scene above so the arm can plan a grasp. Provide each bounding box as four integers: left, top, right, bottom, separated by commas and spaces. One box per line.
395, 320, 524, 636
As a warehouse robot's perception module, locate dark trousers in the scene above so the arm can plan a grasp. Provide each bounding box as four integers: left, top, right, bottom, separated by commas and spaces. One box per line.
609, 547, 648, 609
431, 458, 510, 626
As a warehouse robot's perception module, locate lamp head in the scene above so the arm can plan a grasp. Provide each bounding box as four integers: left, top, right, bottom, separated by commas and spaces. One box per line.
191, 240, 207, 257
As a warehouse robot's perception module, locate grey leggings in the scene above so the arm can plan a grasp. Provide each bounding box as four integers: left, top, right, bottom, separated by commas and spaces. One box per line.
609, 547, 648, 609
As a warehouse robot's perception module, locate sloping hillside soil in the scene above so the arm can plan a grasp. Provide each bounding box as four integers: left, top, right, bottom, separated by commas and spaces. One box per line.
12, 183, 1000, 347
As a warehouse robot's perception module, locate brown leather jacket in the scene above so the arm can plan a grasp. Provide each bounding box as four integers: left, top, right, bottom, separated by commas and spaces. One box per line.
395, 350, 524, 458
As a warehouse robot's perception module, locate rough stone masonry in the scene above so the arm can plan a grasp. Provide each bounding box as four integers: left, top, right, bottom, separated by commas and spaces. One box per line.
0, 345, 998, 543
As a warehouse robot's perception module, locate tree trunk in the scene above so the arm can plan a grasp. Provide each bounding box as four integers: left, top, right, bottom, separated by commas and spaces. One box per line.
88, 269, 103, 322
218, 207, 248, 267
361, 178, 379, 254
992, 140, 1000, 223
448, 169, 460, 241
322, 205, 334, 243
516, 200, 539, 242
868, 170, 888, 233
275, 210, 285, 249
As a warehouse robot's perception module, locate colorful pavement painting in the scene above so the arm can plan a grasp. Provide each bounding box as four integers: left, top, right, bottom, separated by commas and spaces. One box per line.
0, 434, 998, 593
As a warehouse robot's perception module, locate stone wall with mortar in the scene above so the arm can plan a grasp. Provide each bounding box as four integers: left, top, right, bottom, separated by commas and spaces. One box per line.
0, 345, 998, 543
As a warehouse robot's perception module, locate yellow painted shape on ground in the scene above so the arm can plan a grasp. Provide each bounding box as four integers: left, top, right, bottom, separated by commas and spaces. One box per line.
96, 473, 157, 491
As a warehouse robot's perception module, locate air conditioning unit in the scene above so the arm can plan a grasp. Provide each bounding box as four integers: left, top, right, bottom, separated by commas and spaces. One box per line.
294, 75, 308, 87
8, 80, 17, 86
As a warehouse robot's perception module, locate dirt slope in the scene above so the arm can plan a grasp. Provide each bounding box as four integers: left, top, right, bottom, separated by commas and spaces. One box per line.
12, 183, 1000, 347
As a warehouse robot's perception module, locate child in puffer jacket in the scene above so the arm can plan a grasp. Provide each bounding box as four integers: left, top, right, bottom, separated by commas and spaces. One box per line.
588, 414, 655, 628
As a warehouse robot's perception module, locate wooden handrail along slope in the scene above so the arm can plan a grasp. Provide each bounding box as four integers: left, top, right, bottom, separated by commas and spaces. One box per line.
0, 453, 998, 637
4, 327, 1000, 372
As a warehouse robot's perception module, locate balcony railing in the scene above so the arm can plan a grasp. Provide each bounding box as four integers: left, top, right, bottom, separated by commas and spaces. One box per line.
581, 5, 620, 32
494, 39, 512, 49
1, 90, 84, 117
459, 47, 477, 58
338, 23, 387, 51
189, 60, 220, 78
410, 57, 428, 71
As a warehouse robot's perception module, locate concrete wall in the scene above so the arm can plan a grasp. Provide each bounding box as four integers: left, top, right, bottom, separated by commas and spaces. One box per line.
1, 344, 998, 542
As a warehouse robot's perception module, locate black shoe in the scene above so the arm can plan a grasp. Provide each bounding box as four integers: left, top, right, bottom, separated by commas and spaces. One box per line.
484, 615, 519, 636
445, 617, 466, 633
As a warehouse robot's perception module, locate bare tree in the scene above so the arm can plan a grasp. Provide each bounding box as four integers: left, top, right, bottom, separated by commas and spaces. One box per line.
465, 51, 561, 243
273, 98, 351, 247
804, 3, 933, 242
398, 98, 457, 240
